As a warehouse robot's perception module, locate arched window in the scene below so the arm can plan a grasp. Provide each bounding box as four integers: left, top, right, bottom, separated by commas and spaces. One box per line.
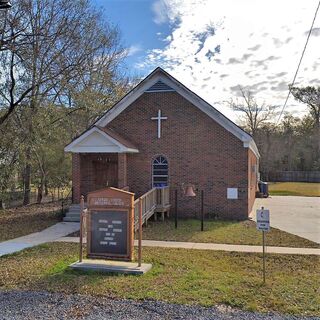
152, 156, 168, 187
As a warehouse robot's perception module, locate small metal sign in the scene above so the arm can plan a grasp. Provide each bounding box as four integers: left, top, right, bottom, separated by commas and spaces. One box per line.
256, 208, 270, 231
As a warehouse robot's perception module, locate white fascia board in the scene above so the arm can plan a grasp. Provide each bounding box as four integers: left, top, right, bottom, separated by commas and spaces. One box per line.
68, 145, 121, 153
243, 140, 260, 158
122, 148, 139, 153
64, 127, 139, 153
66, 146, 139, 153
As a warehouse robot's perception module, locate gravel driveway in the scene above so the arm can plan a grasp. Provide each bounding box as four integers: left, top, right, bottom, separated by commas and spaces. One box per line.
0, 290, 318, 320
252, 196, 320, 243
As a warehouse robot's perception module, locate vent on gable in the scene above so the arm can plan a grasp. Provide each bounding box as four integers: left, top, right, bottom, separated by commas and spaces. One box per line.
145, 80, 175, 93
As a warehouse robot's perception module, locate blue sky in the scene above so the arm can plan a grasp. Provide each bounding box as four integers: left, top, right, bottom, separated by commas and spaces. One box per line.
92, 0, 320, 121
93, 0, 171, 76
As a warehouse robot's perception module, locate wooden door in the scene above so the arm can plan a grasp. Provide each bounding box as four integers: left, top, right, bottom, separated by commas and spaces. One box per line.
94, 159, 118, 190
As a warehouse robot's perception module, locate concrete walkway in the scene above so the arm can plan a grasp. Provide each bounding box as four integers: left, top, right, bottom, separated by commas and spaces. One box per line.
252, 196, 320, 243
1, 221, 319, 258
0, 222, 80, 257
55, 237, 320, 256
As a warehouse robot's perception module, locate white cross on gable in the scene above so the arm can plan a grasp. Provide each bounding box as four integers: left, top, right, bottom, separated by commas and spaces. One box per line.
151, 109, 167, 139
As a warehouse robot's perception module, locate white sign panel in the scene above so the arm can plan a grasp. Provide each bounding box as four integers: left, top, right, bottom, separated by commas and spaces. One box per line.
256, 209, 270, 231
227, 188, 238, 199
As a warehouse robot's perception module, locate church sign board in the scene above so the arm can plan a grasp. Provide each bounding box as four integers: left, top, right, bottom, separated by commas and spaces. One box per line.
86, 187, 134, 261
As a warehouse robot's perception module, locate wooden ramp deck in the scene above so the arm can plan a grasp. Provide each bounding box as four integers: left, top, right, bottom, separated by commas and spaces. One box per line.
134, 187, 170, 231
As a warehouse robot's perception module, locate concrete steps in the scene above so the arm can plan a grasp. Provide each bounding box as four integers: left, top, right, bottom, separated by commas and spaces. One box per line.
63, 204, 86, 222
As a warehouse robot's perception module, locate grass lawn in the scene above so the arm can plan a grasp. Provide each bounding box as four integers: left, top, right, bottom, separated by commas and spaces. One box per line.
0, 202, 65, 242
0, 243, 319, 316
139, 219, 319, 248
268, 182, 320, 197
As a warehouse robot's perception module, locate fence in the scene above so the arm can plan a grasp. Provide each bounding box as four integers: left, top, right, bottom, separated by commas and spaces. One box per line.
268, 171, 320, 183
1, 187, 72, 209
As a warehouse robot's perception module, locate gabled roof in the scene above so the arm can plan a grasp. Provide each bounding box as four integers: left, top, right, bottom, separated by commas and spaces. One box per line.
96, 126, 137, 150
64, 126, 138, 153
94, 67, 260, 158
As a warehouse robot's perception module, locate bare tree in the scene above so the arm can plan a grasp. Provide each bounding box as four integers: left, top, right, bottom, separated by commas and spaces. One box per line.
291, 86, 320, 125
0, 0, 125, 125
228, 86, 277, 136
0, 0, 126, 204
291, 86, 320, 161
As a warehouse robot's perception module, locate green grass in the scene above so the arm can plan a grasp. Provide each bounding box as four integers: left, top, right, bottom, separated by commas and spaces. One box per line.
268, 182, 320, 197
0, 243, 319, 316
138, 219, 319, 248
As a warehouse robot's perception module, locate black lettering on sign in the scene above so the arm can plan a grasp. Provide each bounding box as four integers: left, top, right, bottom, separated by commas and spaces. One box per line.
90, 211, 128, 255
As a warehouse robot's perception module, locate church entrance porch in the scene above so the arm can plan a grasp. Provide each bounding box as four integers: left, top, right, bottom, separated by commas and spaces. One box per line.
72, 153, 128, 203
65, 125, 139, 203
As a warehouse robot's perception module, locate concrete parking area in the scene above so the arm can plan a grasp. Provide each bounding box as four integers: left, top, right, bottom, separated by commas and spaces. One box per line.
252, 196, 320, 244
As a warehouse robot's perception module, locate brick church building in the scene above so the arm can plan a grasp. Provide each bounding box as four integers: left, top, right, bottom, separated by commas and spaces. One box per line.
65, 67, 259, 220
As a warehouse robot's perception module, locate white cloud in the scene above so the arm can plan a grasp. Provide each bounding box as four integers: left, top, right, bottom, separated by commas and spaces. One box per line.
127, 44, 142, 57
140, 0, 320, 121
151, 0, 172, 25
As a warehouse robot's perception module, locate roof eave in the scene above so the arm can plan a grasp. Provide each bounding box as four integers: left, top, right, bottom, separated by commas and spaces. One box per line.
64, 126, 139, 154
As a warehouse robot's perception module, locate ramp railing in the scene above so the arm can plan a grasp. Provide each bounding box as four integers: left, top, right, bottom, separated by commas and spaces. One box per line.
134, 186, 170, 231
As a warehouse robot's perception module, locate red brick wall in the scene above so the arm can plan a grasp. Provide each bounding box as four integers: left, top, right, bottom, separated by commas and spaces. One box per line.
72, 154, 81, 203
107, 92, 255, 220
118, 153, 127, 188
248, 148, 258, 213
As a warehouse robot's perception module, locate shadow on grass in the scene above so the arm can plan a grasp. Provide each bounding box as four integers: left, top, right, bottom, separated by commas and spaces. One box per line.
138, 218, 256, 243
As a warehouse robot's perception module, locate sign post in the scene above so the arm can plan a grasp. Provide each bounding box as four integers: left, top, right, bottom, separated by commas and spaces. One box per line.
200, 190, 204, 232
79, 195, 85, 262
174, 189, 178, 229
256, 206, 270, 284
138, 197, 142, 267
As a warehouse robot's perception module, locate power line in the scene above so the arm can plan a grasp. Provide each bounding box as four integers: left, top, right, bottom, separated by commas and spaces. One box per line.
277, 0, 320, 124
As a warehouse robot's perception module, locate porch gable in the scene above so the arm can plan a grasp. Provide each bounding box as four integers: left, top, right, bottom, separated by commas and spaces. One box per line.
65, 126, 139, 154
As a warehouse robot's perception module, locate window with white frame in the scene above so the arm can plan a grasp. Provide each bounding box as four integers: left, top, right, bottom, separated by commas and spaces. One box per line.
152, 156, 168, 187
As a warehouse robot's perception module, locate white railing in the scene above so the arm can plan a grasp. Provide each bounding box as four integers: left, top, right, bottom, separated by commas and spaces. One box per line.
134, 188, 156, 229
134, 186, 170, 230
156, 186, 170, 207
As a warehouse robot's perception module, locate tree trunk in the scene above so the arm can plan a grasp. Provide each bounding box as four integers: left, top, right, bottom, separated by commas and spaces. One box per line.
37, 184, 43, 204
44, 179, 49, 196
37, 176, 44, 204
23, 147, 31, 205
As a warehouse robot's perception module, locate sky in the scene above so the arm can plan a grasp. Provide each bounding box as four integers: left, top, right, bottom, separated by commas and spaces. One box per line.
93, 0, 320, 121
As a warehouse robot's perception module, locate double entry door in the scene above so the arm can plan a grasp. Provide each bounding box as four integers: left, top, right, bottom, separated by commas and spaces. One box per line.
93, 157, 118, 190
